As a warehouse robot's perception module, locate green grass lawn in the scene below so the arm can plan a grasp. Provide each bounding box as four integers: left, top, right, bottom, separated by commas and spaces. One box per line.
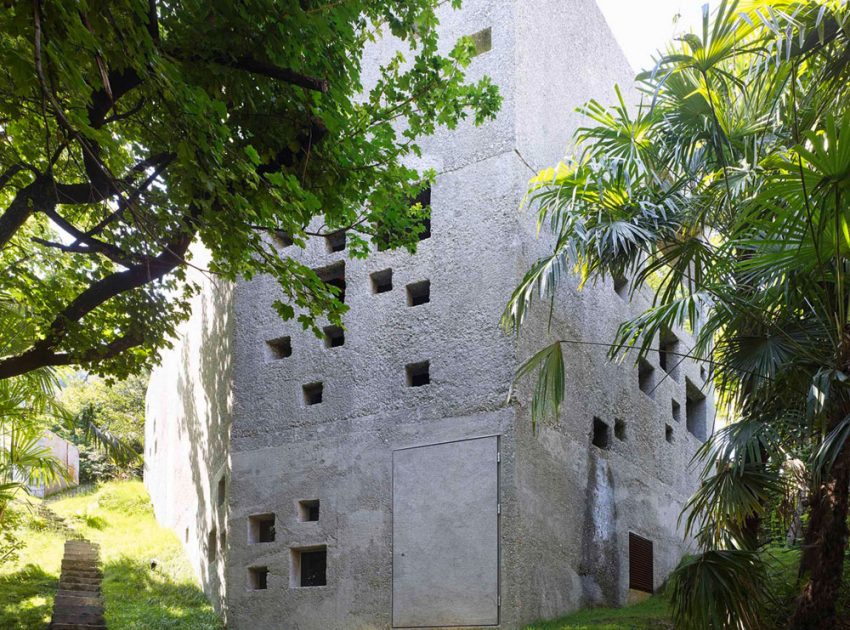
0, 480, 222, 630
523, 596, 672, 630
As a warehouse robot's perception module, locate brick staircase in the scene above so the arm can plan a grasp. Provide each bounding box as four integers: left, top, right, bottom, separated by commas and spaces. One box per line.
49, 539, 106, 629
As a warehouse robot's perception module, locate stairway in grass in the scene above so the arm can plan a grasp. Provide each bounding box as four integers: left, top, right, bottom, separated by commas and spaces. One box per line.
49, 539, 106, 629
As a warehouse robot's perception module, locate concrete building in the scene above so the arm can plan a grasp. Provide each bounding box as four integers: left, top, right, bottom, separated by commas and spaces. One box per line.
145, 1, 714, 628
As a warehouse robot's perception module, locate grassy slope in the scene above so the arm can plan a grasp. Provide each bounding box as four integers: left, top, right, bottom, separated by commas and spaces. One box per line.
0, 481, 222, 630
523, 596, 672, 630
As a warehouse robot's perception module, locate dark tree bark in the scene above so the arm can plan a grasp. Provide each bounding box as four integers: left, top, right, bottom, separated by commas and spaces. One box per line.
788, 427, 850, 630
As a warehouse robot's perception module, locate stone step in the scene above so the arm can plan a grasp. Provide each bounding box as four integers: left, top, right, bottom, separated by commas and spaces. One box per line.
55, 594, 103, 607
49, 624, 107, 630
60, 573, 101, 583
51, 613, 105, 625
59, 582, 100, 593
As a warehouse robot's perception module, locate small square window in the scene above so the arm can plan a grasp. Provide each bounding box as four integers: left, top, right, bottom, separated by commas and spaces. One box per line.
316, 262, 346, 303
700, 365, 708, 381
470, 27, 492, 56
291, 546, 327, 588
325, 230, 346, 253
248, 566, 269, 590
659, 330, 680, 381
303, 382, 323, 406
272, 230, 293, 248
266, 336, 292, 360
406, 361, 430, 387
406, 280, 430, 306
371, 269, 393, 294
217, 475, 226, 507
686, 378, 708, 441
613, 274, 628, 298
248, 514, 276, 544
672, 399, 681, 423
207, 529, 217, 563
666, 424, 674, 443
185, 527, 189, 543
323, 325, 344, 348
638, 359, 655, 398
298, 499, 320, 522
614, 418, 626, 441
592, 417, 610, 449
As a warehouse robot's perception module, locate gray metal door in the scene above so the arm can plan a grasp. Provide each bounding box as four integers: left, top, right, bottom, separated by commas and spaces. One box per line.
392, 435, 499, 627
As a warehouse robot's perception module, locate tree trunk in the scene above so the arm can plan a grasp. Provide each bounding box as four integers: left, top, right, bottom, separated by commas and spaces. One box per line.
788, 445, 850, 629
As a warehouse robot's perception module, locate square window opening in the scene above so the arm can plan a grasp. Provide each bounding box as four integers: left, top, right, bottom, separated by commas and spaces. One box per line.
248, 566, 269, 591
406, 361, 430, 387
323, 325, 345, 348
316, 262, 346, 303
406, 280, 430, 306
470, 27, 492, 56
371, 268, 393, 294
266, 336, 292, 361
638, 359, 655, 398
686, 378, 708, 441
700, 364, 708, 381
613, 274, 628, 298
219, 529, 227, 553
614, 418, 627, 441
658, 330, 680, 381
291, 546, 327, 588
303, 382, 323, 406
271, 230, 293, 248
666, 424, 674, 444
592, 417, 610, 450
248, 513, 276, 544
672, 399, 681, 423
325, 230, 346, 253
184, 527, 189, 543
298, 499, 320, 522
207, 529, 217, 563
217, 475, 226, 507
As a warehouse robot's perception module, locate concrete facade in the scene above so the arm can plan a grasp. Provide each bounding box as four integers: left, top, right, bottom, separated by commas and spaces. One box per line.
28, 431, 79, 498
145, 2, 714, 628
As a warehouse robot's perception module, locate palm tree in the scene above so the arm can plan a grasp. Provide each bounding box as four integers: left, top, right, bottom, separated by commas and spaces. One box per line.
503, 1, 850, 627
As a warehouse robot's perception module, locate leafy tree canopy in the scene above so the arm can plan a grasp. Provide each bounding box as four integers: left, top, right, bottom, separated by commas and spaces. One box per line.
0, 0, 500, 380
505, 1, 850, 628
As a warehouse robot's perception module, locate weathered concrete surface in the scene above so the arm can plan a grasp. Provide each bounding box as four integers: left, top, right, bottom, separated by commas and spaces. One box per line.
145, 1, 714, 628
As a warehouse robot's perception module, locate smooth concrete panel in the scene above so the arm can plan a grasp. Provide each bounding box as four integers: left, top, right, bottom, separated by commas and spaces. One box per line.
392, 436, 499, 627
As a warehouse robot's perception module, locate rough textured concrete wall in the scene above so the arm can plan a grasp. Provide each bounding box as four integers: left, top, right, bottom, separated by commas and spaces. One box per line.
28, 431, 79, 498
144, 245, 233, 610
508, 0, 712, 622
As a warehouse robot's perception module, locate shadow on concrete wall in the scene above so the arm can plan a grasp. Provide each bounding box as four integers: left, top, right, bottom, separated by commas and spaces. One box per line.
579, 452, 620, 607
172, 275, 233, 610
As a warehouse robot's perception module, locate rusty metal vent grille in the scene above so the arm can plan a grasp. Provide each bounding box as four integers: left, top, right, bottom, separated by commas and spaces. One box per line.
629, 532, 654, 593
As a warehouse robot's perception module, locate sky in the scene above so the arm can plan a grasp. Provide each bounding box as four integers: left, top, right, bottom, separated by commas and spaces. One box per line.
595, 0, 711, 71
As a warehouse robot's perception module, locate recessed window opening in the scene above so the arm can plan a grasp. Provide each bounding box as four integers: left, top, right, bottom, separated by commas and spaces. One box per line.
271, 230, 293, 248
298, 499, 320, 522
248, 514, 276, 544
614, 418, 626, 441
414, 187, 431, 241
371, 268, 393, 294
686, 378, 708, 441
291, 546, 327, 587
672, 399, 681, 423
325, 230, 346, 253
217, 475, 226, 507
658, 330, 680, 381
406, 280, 430, 306
219, 529, 227, 553
592, 417, 610, 450
323, 325, 345, 348
700, 365, 708, 381
666, 424, 674, 443
185, 527, 189, 543
207, 529, 217, 563
638, 359, 655, 397
613, 274, 628, 298
406, 361, 430, 387
316, 262, 346, 302
248, 566, 269, 590
629, 533, 654, 594
266, 336, 292, 360
470, 26, 492, 56
303, 382, 324, 406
